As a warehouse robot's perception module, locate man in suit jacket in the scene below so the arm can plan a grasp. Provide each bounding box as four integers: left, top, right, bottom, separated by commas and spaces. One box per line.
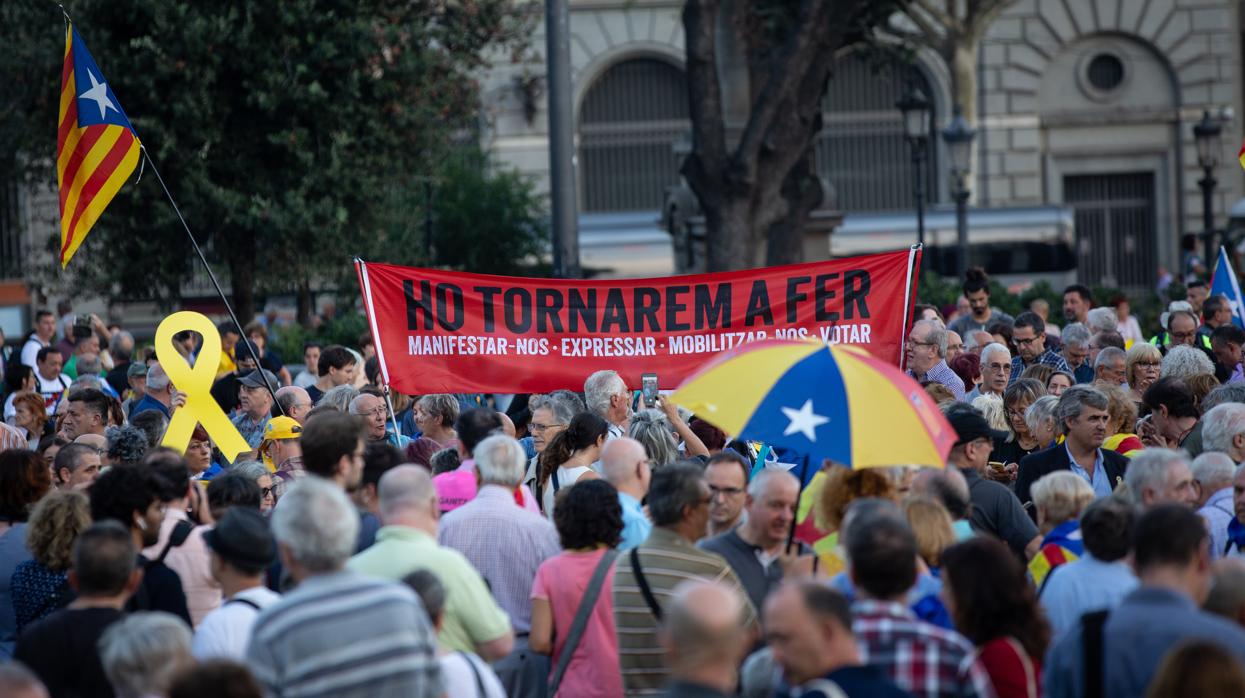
1017, 384, 1129, 516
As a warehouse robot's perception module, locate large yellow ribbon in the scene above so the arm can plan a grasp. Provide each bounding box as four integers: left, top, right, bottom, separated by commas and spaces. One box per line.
156, 311, 251, 464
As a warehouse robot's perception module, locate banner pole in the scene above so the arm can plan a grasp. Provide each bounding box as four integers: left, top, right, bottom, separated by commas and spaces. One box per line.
139, 148, 284, 416
898, 244, 921, 371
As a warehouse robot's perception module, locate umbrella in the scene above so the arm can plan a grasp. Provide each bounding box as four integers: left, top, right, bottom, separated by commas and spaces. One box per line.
671, 338, 955, 474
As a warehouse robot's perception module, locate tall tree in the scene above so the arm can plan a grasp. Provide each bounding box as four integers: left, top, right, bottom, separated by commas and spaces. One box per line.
1, 0, 533, 322
894, 0, 1013, 128
681, 0, 899, 271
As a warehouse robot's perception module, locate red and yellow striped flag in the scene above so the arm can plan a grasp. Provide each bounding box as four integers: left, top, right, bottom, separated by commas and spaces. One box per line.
57, 24, 141, 268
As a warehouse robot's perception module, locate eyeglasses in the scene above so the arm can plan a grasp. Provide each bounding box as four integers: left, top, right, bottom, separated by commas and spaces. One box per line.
708, 484, 745, 498
1006, 409, 1027, 419
260, 487, 274, 498
1169, 331, 1195, 341
530, 422, 566, 433
1137, 361, 1161, 368
983, 363, 1010, 372
361, 407, 387, 418
906, 338, 936, 347
1014, 336, 1040, 347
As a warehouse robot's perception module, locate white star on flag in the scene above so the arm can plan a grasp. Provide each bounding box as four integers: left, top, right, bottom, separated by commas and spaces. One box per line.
79, 69, 118, 120
781, 399, 830, 441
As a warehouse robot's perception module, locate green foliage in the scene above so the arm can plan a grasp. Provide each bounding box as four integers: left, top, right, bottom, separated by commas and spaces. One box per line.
1, 0, 535, 318
269, 311, 368, 368
430, 151, 548, 276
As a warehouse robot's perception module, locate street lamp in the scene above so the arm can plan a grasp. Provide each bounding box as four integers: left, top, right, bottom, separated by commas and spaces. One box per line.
942, 105, 976, 279
1193, 110, 1222, 266
896, 84, 932, 246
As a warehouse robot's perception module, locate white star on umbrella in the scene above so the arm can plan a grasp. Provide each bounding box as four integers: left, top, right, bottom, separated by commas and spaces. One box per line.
781, 399, 830, 442
79, 69, 118, 120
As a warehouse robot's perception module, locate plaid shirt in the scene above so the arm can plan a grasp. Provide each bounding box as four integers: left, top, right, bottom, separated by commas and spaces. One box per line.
1009, 350, 1070, 384
908, 359, 966, 400
852, 600, 995, 698
436, 484, 560, 633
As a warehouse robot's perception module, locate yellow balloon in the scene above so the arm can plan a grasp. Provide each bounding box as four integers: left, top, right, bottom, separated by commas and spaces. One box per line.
155, 311, 251, 464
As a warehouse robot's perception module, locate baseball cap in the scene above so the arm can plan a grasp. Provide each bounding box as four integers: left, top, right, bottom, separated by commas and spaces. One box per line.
946, 408, 1009, 446
127, 363, 148, 378
239, 369, 279, 390
259, 416, 302, 471
203, 508, 276, 570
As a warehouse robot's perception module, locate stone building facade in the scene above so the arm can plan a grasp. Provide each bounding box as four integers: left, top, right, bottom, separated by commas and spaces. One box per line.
478, 0, 1245, 284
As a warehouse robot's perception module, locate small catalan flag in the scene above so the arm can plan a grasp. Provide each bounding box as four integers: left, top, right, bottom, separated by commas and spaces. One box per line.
57, 24, 141, 268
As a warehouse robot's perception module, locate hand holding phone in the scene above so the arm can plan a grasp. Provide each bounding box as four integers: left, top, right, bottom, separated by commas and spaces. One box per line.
641, 373, 658, 409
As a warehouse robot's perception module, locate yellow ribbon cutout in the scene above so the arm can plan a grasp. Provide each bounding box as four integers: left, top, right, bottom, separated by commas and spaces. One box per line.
156, 311, 251, 464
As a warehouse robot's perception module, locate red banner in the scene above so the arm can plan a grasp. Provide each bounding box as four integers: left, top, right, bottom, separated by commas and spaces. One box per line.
356, 248, 921, 394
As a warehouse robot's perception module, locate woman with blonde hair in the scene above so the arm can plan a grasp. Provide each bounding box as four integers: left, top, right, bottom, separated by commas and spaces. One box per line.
1098, 383, 1143, 458
1125, 343, 1162, 406
903, 496, 957, 572
10, 490, 91, 630
1185, 372, 1220, 410
1027, 471, 1095, 588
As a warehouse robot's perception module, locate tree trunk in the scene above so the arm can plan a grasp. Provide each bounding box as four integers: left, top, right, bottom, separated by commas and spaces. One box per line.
766, 147, 823, 266
947, 38, 977, 125
296, 275, 313, 328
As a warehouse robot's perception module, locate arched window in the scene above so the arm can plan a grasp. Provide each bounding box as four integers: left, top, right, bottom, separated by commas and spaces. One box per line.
816, 56, 940, 212
578, 58, 690, 213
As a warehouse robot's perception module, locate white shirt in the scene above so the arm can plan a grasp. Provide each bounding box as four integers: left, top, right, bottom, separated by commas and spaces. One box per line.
192, 585, 281, 660
439, 651, 506, 698
36, 372, 71, 416
20, 337, 46, 368
541, 465, 593, 519
293, 369, 317, 388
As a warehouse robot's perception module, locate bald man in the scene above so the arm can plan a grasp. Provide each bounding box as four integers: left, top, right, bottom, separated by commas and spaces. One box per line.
1205, 558, 1245, 628
765, 581, 907, 696
349, 393, 409, 448
698, 468, 808, 612
659, 580, 749, 697
348, 465, 514, 660
911, 467, 975, 540
601, 437, 652, 550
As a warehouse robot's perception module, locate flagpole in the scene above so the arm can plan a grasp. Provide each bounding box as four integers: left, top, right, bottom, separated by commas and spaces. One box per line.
138, 147, 285, 416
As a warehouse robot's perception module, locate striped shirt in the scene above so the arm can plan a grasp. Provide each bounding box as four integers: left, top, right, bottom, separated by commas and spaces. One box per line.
1009, 350, 1070, 384
852, 599, 994, 698
612, 527, 757, 696
247, 570, 442, 698
437, 484, 561, 633
908, 359, 966, 400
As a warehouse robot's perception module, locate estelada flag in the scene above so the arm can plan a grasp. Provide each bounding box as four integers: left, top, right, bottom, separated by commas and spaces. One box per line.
57, 24, 141, 267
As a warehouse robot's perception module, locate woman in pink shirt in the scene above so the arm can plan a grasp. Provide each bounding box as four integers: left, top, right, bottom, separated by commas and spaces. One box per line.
530, 479, 624, 698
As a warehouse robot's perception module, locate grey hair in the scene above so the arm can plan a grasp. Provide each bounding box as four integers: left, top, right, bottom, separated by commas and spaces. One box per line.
1055, 385, 1109, 430
378, 465, 436, 518
99, 612, 193, 698
971, 393, 1008, 431
1024, 395, 1059, 435
746, 467, 798, 499
230, 459, 271, 483
1204, 383, 1245, 412
474, 434, 527, 486
347, 393, 380, 415
584, 370, 625, 418
914, 319, 947, 357
529, 390, 585, 426
109, 330, 134, 360
1190, 451, 1237, 490
1030, 471, 1095, 525
629, 408, 680, 467
1062, 323, 1091, 350
647, 462, 708, 527
145, 363, 171, 392
416, 394, 460, 427
1086, 307, 1118, 334
70, 374, 104, 392
1202, 403, 1245, 456
1123, 448, 1189, 503
1094, 346, 1126, 370
980, 342, 1011, 365
1160, 345, 1215, 380
77, 354, 103, 375
320, 384, 360, 413
270, 477, 360, 572
105, 425, 149, 464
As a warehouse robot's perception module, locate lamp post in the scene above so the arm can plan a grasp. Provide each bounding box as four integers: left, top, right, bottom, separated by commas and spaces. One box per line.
1193, 110, 1222, 267
896, 84, 932, 246
942, 105, 976, 279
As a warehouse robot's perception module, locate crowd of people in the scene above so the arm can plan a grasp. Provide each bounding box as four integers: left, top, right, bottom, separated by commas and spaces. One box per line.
0, 273, 1245, 697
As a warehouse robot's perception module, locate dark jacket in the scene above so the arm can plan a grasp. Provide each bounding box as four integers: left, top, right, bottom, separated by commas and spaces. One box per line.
1016, 444, 1129, 517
